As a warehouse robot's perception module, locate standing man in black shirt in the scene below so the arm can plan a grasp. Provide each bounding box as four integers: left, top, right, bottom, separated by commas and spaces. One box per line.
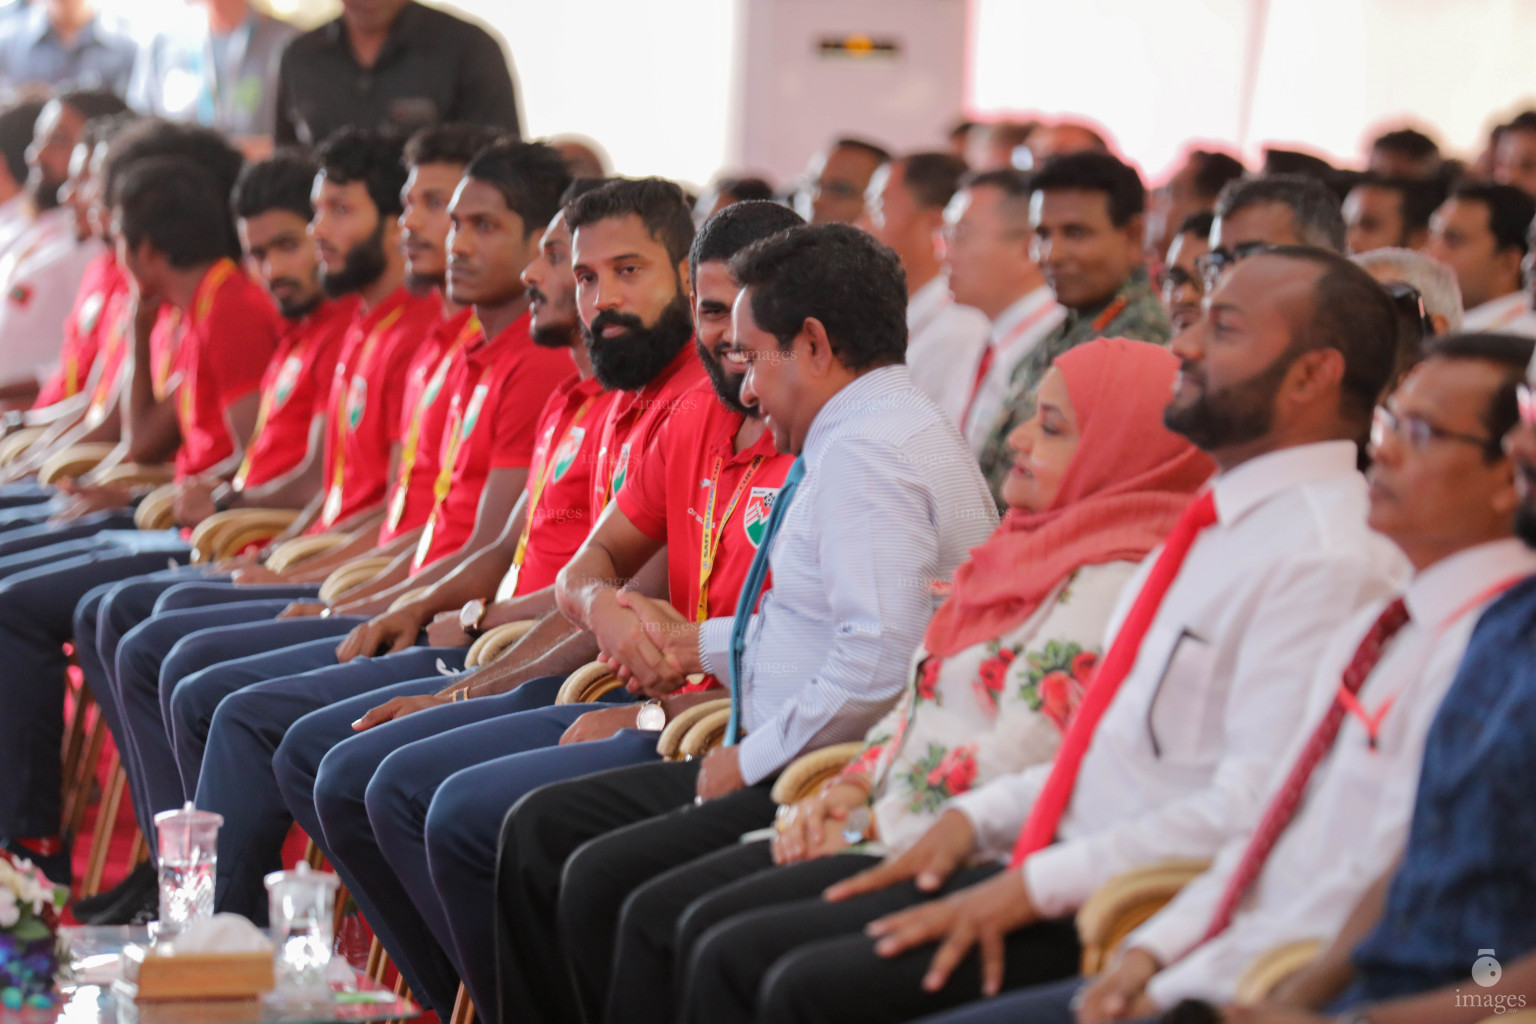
274, 0, 520, 147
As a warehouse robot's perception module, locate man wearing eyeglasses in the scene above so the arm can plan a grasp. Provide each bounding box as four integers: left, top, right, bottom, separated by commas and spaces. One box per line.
663, 248, 1411, 1024
1158, 210, 1213, 334
800, 137, 891, 226
1198, 175, 1347, 292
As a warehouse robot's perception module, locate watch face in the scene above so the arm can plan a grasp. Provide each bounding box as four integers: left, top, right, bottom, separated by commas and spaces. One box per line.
841, 805, 872, 846
459, 599, 485, 630
636, 702, 666, 731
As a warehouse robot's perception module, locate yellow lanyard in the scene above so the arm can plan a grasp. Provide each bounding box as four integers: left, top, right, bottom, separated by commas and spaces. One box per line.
695, 453, 765, 622
322, 305, 405, 527
387, 315, 478, 530
86, 306, 128, 423
232, 344, 305, 492
170, 260, 236, 422
512, 394, 596, 569
413, 357, 497, 568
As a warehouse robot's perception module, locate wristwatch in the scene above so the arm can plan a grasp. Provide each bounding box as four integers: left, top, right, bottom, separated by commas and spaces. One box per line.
459, 598, 487, 638
636, 699, 667, 731
841, 805, 873, 846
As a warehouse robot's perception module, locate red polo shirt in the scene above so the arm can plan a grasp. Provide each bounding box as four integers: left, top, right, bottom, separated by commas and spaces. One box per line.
617, 381, 792, 690
509, 374, 613, 596
35, 250, 126, 408
589, 343, 707, 519
81, 287, 131, 424
311, 286, 443, 532
232, 295, 357, 491
411, 311, 576, 569
377, 306, 474, 544
173, 260, 282, 479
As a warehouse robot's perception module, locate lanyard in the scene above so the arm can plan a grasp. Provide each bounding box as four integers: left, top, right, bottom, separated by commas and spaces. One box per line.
86, 304, 129, 423
413, 358, 497, 569
961, 300, 1058, 428
321, 305, 405, 527
232, 350, 302, 492
512, 393, 597, 569
1340, 574, 1527, 748
695, 453, 765, 622
388, 316, 478, 530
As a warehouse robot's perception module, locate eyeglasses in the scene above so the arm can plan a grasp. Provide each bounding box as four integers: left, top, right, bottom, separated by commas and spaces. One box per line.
1156, 264, 1201, 298
1194, 241, 1270, 292
1371, 404, 1494, 453
1383, 281, 1436, 343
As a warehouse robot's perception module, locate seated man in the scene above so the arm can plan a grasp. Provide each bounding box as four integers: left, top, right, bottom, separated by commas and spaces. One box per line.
632, 247, 1411, 1024
0, 153, 282, 882
491, 222, 1000, 1024
914, 332, 1536, 1023
273, 197, 803, 1017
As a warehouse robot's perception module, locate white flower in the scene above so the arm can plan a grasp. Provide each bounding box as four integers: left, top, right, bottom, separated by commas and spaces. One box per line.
0, 887, 19, 928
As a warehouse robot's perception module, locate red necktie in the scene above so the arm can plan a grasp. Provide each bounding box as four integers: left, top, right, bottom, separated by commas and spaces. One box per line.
1199, 596, 1411, 940
1010, 489, 1220, 867
960, 343, 996, 429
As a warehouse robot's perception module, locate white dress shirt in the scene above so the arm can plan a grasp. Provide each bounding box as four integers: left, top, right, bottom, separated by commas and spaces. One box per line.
0, 194, 29, 259
1129, 538, 1536, 1007
961, 286, 1064, 454
949, 441, 1410, 917
1462, 290, 1536, 338
699, 365, 999, 784
902, 275, 991, 430
0, 211, 101, 383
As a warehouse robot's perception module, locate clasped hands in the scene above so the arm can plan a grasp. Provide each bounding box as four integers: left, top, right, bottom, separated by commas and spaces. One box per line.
589, 588, 701, 696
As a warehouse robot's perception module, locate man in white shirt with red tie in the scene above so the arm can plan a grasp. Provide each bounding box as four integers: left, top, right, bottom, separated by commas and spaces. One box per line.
942, 168, 1064, 454
863, 152, 991, 430
673, 247, 1412, 1024
911, 331, 1536, 1023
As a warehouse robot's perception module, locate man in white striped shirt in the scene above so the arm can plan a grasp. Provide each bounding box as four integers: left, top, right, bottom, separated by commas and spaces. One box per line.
489, 223, 998, 1024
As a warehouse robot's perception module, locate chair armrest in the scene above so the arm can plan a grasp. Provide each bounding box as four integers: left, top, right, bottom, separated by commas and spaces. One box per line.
464, 620, 538, 668
657, 698, 732, 760
133, 484, 178, 530
37, 442, 117, 483
189, 508, 301, 562
317, 556, 393, 604
96, 462, 176, 489
265, 532, 349, 574
1234, 939, 1324, 1004
555, 662, 623, 704
1075, 859, 1210, 974
769, 742, 868, 806
0, 426, 44, 467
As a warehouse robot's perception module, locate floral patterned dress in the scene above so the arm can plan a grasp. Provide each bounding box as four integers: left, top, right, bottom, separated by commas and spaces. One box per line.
843, 560, 1139, 856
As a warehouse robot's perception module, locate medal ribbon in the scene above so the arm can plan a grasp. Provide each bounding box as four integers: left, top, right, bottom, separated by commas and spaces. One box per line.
695, 453, 765, 622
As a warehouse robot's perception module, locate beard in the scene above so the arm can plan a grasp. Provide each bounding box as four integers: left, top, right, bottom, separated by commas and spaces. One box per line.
320, 220, 388, 298
583, 292, 694, 391
697, 335, 755, 417
528, 286, 578, 348
1163, 347, 1300, 451
270, 278, 323, 320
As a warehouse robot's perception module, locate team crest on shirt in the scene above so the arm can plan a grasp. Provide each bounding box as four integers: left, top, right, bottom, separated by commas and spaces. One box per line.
462, 384, 489, 439
611, 441, 632, 495
552, 426, 584, 481
7, 283, 32, 308
346, 375, 367, 430
742, 487, 780, 548
76, 291, 104, 335
272, 356, 303, 409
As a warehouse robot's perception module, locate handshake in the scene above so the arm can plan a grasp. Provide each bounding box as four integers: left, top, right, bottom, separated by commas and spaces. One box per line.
585, 588, 706, 696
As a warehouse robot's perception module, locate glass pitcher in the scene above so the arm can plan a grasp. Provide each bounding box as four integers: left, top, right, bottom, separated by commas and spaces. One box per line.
264, 862, 340, 1000
151, 801, 221, 938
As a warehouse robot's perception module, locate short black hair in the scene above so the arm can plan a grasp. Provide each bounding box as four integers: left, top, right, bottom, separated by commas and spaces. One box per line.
961, 167, 1033, 225
1505, 111, 1536, 137
565, 177, 695, 267
316, 125, 407, 218
1264, 245, 1400, 427
1350, 174, 1447, 240
714, 177, 775, 204
403, 122, 505, 170
1190, 150, 1246, 200
1029, 151, 1145, 226
1215, 174, 1347, 252
1372, 128, 1440, 162
689, 199, 805, 282
832, 136, 892, 166
56, 89, 129, 122
117, 156, 233, 268
82, 112, 135, 152
1423, 331, 1535, 459
899, 151, 970, 210
100, 119, 244, 211
462, 140, 572, 238
1177, 210, 1215, 239
730, 223, 907, 372
0, 100, 44, 186
560, 177, 608, 208
1448, 182, 1536, 256
232, 150, 318, 223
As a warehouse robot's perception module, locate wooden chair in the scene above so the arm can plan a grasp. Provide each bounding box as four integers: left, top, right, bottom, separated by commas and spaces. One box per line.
1074, 860, 1210, 974
265, 532, 350, 574
769, 742, 866, 806
317, 557, 394, 604
81, 755, 131, 898
449, 982, 475, 1024
62, 691, 110, 840
655, 698, 732, 760
132, 484, 178, 530
37, 442, 116, 484
0, 426, 44, 466
464, 620, 537, 668
187, 508, 301, 562
553, 661, 626, 704
1233, 939, 1324, 1004
95, 462, 177, 490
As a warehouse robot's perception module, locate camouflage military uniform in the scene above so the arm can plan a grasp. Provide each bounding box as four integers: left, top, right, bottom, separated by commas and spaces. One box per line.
977, 267, 1171, 503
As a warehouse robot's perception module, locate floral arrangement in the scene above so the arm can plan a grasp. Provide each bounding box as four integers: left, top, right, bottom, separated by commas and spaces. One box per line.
0, 848, 67, 1009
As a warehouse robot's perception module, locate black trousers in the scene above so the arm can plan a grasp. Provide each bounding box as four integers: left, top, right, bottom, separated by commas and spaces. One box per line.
662, 853, 1082, 1024
492, 759, 778, 1024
